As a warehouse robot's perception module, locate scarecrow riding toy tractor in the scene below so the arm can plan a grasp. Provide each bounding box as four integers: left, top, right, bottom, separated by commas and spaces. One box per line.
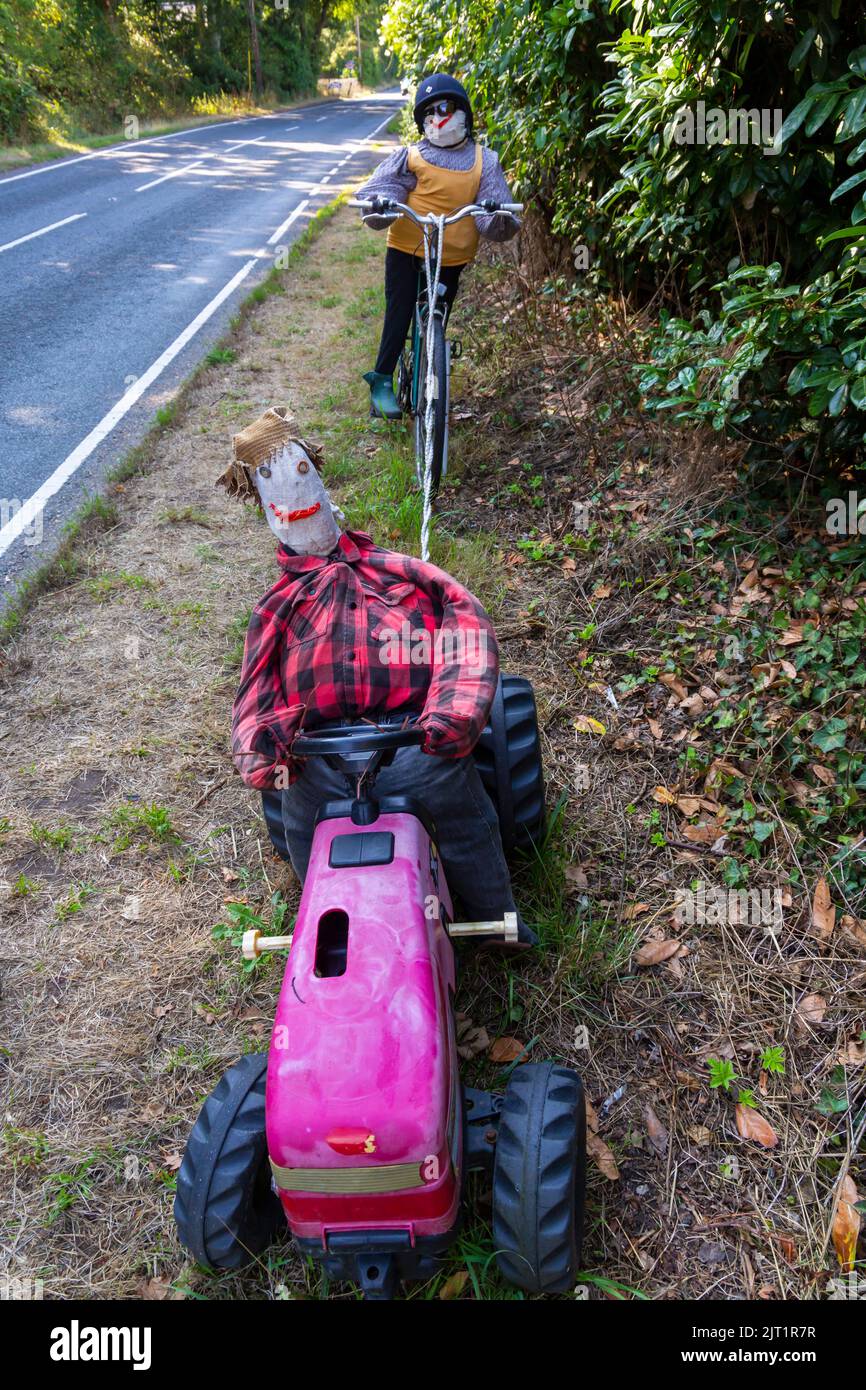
175, 676, 586, 1298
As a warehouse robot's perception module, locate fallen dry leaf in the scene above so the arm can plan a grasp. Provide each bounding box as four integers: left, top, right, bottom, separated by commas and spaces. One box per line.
488, 1036, 525, 1064
574, 714, 606, 736
138, 1277, 183, 1300
439, 1271, 469, 1300
841, 915, 866, 949
777, 625, 805, 646
795, 992, 827, 1032
587, 1130, 620, 1180
812, 877, 836, 943
676, 796, 702, 816
622, 902, 651, 920
653, 786, 677, 805
682, 821, 725, 845
455, 1014, 490, 1059
688, 1125, 714, 1146
837, 1039, 866, 1068
832, 1175, 861, 1273
647, 718, 663, 740
564, 863, 589, 891
735, 1105, 778, 1148
644, 1103, 669, 1156
811, 763, 836, 787
659, 673, 688, 701
635, 938, 683, 966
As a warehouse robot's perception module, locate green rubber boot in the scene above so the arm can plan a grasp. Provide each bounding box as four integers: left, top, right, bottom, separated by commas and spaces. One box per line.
363, 370, 402, 421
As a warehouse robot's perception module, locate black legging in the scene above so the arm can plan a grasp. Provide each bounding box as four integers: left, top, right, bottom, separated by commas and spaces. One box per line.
374, 247, 465, 376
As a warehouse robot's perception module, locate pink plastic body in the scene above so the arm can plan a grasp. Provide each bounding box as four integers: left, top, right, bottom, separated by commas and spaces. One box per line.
265, 808, 461, 1244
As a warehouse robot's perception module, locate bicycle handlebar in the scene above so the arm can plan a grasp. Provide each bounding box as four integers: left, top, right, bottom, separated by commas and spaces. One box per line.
350, 198, 523, 226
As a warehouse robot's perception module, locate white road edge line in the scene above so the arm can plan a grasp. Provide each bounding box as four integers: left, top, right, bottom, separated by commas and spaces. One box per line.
135, 135, 266, 193
0, 256, 258, 558
267, 199, 310, 245
0, 212, 86, 254
0, 105, 400, 560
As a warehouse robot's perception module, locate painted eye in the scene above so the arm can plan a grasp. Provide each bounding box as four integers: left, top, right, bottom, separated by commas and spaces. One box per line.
259, 465, 271, 479
297, 459, 309, 474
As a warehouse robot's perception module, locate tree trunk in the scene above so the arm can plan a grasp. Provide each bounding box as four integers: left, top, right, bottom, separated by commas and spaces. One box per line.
247, 0, 264, 100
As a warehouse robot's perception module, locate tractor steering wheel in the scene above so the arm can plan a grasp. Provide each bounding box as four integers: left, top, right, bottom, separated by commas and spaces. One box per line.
291, 718, 425, 759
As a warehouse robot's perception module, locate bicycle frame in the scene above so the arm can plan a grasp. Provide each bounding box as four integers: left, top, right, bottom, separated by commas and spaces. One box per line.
351, 198, 522, 393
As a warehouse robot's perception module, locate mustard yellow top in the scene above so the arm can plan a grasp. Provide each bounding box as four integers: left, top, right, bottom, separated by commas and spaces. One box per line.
387, 144, 484, 267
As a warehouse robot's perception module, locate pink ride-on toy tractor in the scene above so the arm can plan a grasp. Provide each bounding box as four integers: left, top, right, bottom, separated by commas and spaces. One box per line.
174, 677, 586, 1298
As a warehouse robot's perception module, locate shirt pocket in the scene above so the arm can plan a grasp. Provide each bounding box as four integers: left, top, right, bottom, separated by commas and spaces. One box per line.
287, 582, 336, 642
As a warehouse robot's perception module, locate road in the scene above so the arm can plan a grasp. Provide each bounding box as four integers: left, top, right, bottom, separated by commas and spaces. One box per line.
0, 93, 400, 597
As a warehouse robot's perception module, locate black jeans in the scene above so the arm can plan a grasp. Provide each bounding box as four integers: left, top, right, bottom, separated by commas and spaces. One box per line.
281, 746, 516, 921
374, 247, 465, 376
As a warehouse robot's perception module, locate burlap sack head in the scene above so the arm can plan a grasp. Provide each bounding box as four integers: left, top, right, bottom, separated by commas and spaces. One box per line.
216, 406, 324, 504
216, 406, 340, 555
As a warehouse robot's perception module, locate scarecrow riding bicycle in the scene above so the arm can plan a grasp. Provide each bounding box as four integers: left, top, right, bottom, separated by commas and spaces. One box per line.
353, 196, 522, 496
353, 72, 521, 559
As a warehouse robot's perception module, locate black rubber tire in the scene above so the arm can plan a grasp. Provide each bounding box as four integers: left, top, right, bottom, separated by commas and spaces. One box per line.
261, 788, 291, 861
492, 1062, 586, 1294
472, 675, 546, 854
414, 313, 447, 499
174, 1052, 284, 1270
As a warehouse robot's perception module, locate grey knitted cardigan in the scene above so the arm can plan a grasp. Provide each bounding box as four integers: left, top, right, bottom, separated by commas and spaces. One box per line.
355, 138, 519, 242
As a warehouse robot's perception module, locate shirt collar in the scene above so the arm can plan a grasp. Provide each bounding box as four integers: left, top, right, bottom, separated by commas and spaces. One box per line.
276, 528, 371, 574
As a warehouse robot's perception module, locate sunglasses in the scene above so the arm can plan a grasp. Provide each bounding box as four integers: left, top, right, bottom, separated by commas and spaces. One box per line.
425, 99, 458, 119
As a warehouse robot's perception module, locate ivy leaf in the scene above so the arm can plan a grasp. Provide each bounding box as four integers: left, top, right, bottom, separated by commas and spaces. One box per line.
812, 718, 848, 753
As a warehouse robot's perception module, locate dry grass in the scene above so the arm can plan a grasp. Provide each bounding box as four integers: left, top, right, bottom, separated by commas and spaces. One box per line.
1, 203, 863, 1302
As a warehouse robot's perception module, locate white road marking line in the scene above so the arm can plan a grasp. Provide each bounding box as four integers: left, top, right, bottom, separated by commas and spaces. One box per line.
0, 212, 86, 254
0, 108, 334, 188
135, 135, 266, 192
267, 199, 309, 245
284, 125, 300, 132
0, 255, 259, 559
316, 116, 328, 122
0, 104, 400, 559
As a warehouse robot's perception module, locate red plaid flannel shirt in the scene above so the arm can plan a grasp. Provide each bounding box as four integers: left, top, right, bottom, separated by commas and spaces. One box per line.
232, 530, 499, 789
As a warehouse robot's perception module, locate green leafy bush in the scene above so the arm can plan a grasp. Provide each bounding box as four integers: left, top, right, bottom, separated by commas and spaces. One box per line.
381, 0, 866, 467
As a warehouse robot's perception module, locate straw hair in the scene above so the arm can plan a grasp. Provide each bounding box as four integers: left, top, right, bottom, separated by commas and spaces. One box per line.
216, 406, 325, 503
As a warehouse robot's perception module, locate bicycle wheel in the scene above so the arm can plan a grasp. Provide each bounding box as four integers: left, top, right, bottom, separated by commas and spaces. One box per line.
414, 312, 448, 499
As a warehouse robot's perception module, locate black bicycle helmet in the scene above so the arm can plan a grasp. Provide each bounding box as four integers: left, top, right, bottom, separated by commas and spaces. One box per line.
413, 73, 473, 135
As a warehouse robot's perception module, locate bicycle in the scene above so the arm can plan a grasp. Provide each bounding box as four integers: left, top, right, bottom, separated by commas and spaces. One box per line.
351, 197, 522, 551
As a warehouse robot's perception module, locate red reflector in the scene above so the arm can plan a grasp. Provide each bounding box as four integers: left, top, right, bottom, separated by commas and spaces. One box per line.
326, 1128, 377, 1156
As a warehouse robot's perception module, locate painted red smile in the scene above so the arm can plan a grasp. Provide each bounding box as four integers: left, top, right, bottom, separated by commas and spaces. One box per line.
268, 501, 322, 523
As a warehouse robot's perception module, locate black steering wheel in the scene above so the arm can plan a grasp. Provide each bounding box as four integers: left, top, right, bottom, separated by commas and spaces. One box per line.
292, 718, 425, 759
